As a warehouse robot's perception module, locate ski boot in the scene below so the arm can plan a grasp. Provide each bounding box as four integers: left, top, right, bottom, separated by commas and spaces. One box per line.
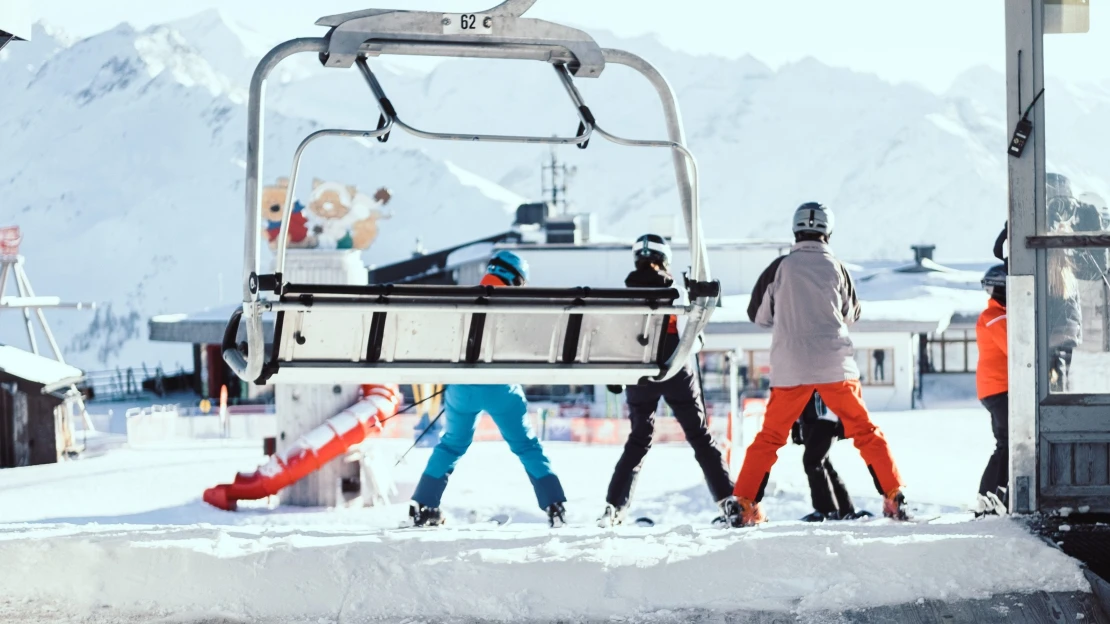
409, 502, 445, 527
719, 496, 766, 528
713, 496, 740, 527
843, 510, 874, 520
882, 490, 910, 521
597, 503, 626, 528
547, 502, 567, 528
974, 492, 1007, 518
801, 511, 829, 523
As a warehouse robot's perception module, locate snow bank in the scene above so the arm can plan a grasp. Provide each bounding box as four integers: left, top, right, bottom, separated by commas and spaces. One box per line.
0, 518, 1087, 623
0, 409, 1091, 622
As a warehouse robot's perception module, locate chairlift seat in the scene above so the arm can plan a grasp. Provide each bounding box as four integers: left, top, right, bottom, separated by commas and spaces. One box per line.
226, 283, 702, 386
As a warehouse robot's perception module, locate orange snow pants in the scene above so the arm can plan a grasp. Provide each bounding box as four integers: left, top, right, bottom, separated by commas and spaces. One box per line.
734, 380, 904, 502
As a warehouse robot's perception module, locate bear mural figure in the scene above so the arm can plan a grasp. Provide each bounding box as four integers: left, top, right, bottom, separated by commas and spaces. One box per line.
307, 179, 392, 250
261, 177, 315, 251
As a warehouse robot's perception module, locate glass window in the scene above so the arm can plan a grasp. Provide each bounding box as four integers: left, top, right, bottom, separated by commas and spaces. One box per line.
852, 349, 895, 386
925, 331, 977, 373
1044, 5, 1110, 392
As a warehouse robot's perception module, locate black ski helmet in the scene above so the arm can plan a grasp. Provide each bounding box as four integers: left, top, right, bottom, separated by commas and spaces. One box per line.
633, 234, 673, 267
982, 264, 1007, 304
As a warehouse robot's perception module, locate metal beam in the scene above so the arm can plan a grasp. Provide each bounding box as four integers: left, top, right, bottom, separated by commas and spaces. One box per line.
12, 261, 38, 355
14, 262, 65, 363
1005, 0, 1045, 515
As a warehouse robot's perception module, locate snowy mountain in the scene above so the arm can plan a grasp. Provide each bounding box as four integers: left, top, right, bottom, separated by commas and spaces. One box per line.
0, 21, 521, 371
1, 11, 1107, 371
272, 32, 1109, 259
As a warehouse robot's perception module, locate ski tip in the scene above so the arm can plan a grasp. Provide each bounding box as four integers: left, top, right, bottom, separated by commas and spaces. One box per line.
633, 517, 655, 528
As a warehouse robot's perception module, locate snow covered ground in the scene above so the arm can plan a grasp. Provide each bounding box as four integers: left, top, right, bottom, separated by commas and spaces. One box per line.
0, 409, 1092, 623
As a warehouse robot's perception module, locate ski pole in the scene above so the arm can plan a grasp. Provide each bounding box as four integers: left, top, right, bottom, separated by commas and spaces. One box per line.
378, 388, 445, 426
395, 407, 446, 467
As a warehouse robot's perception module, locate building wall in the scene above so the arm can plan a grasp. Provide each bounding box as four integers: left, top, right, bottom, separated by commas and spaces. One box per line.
0, 375, 63, 468
703, 331, 917, 412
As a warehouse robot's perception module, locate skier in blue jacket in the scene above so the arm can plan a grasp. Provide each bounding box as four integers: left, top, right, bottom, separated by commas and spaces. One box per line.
409, 251, 569, 528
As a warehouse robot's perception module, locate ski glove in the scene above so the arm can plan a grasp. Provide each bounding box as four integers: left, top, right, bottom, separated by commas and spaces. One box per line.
791, 420, 804, 445
607, 384, 625, 395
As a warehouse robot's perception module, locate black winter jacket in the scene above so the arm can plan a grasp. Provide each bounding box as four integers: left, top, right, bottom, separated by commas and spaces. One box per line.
626, 266, 679, 361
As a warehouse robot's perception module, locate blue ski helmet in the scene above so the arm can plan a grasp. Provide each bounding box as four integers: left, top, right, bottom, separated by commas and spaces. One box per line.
487, 250, 529, 286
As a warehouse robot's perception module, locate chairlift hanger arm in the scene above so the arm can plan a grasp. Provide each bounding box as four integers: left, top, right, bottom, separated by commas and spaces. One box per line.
316, 0, 538, 26
317, 3, 605, 76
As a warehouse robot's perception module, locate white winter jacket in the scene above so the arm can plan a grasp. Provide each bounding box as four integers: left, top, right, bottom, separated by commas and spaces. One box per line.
746, 241, 862, 387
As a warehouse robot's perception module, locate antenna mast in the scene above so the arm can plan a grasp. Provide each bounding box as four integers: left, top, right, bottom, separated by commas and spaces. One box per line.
541, 146, 576, 215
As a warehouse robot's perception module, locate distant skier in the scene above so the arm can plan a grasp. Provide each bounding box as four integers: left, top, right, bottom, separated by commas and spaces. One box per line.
975, 264, 1009, 516
409, 250, 568, 528
872, 349, 885, 382
598, 234, 738, 527
791, 392, 873, 522
728, 203, 908, 527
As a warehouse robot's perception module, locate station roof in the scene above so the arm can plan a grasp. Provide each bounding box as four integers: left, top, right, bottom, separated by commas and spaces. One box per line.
149, 306, 275, 346
0, 345, 84, 392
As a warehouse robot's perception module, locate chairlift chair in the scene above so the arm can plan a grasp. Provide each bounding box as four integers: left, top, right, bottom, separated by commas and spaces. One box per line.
223, 0, 721, 386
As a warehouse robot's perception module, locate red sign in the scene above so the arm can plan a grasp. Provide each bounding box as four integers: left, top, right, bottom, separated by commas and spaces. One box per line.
0, 226, 21, 257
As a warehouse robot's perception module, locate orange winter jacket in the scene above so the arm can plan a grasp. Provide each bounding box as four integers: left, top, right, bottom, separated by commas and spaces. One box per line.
976, 298, 1008, 399
480, 274, 508, 287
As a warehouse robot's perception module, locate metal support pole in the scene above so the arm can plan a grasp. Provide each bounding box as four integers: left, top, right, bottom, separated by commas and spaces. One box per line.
728, 349, 741, 476
1005, 0, 1044, 515
12, 261, 38, 354
14, 262, 65, 363
0, 261, 10, 321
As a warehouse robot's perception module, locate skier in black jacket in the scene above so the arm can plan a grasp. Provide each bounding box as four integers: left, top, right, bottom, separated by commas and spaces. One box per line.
598, 234, 738, 527
791, 392, 872, 521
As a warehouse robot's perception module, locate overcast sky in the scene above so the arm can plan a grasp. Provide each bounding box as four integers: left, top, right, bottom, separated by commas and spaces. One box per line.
23, 1, 1109, 92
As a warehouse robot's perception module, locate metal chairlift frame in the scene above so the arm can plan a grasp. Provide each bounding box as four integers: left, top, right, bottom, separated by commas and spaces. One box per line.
224, 0, 720, 387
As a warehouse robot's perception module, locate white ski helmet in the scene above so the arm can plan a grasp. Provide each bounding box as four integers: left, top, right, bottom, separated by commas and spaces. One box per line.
792, 202, 835, 238
633, 233, 673, 266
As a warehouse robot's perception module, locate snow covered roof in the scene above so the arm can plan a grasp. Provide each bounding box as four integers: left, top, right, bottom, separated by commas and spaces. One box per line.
0, 345, 84, 389
710, 294, 953, 335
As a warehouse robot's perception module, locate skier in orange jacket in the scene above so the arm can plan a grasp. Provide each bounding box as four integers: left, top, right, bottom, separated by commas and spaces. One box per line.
975, 264, 1009, 516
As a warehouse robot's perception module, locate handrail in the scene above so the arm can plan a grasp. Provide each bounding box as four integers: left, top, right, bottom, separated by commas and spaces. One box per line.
355, 57, 594, 146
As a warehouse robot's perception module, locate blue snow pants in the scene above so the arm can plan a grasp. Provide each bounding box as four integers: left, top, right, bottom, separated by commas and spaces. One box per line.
411, 384, 566, 510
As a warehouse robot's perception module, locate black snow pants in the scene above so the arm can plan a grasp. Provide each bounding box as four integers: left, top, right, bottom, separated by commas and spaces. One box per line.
605, 364, 733, 509
979, 392, 1009, 499
802, 418, 855, 517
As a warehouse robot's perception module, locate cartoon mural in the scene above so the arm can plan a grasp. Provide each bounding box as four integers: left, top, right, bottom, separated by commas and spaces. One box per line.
261, 178, 392, 251
262, 178, 314, 251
